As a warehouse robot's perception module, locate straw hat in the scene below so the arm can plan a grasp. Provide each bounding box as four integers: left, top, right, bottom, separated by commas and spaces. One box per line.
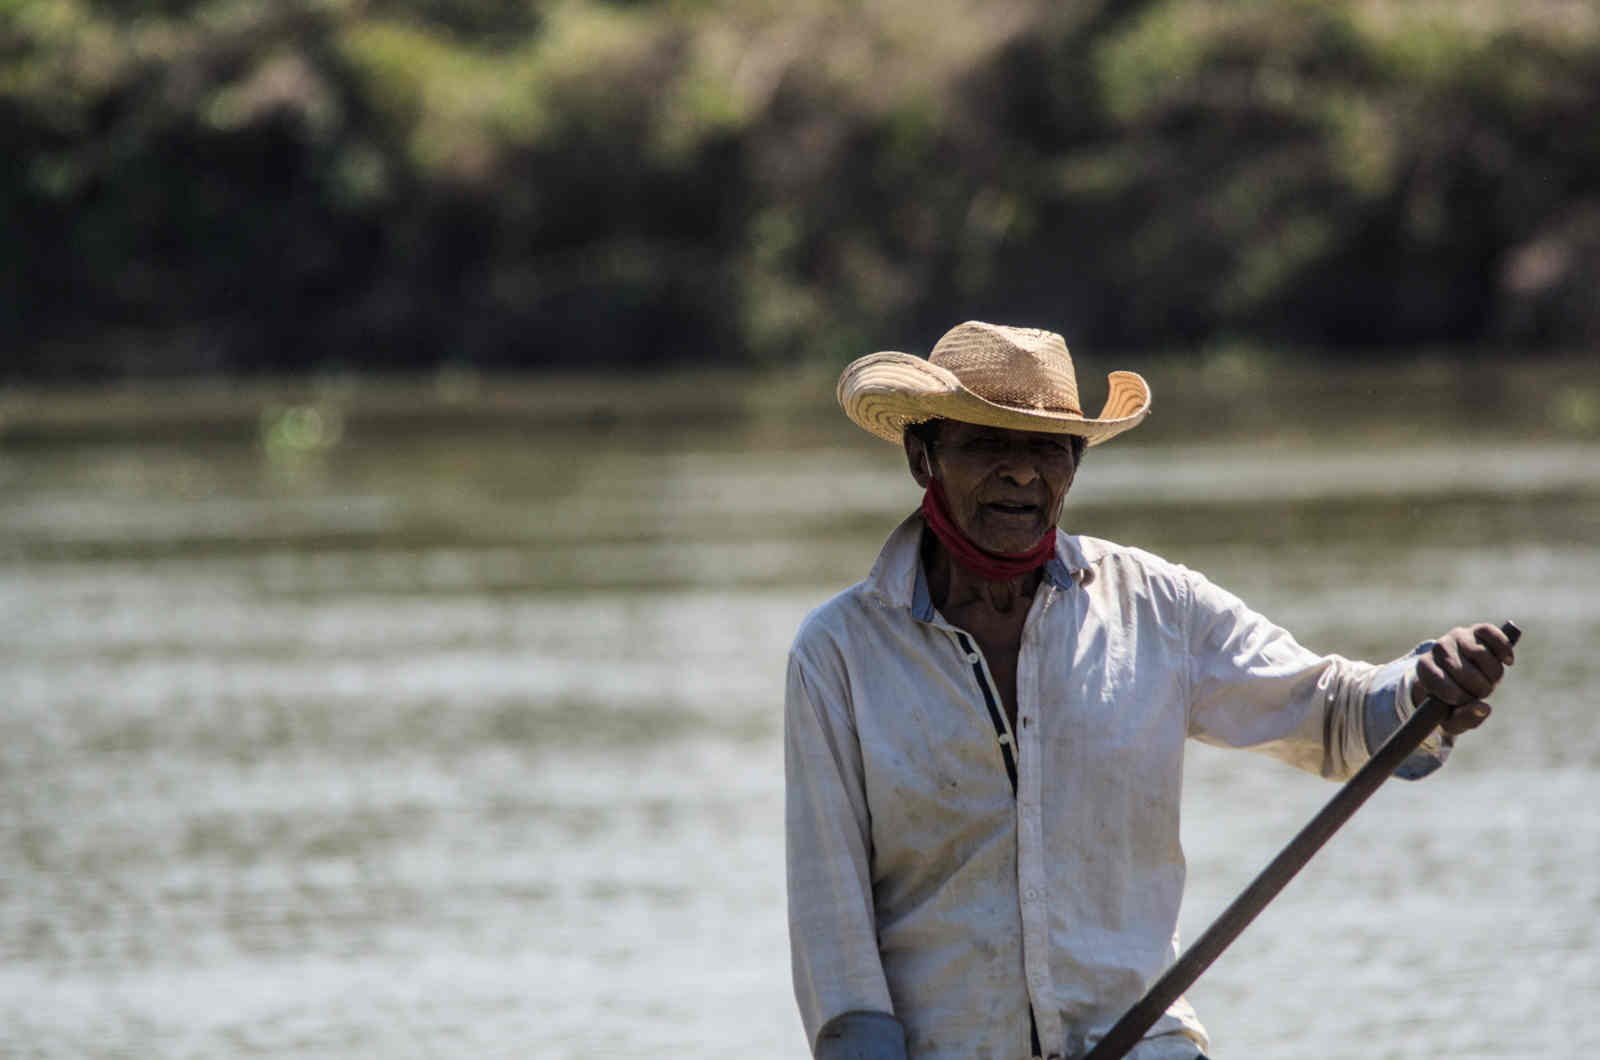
837, 320, 1151, 446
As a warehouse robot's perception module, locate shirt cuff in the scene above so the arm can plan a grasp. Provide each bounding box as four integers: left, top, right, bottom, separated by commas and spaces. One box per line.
814, 1010, 907, 1060
1362, 641, 1452, 780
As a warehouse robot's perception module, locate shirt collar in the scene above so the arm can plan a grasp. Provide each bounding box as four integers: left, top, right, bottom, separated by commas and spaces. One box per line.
865, 510, 1090, 622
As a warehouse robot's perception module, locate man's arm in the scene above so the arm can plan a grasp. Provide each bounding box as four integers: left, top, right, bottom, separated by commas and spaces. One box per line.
785, 649, 905, 1060
1180, 571, 1506, 780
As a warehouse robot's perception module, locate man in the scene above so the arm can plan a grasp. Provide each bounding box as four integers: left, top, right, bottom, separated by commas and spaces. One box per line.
784, 321, 1514, 1060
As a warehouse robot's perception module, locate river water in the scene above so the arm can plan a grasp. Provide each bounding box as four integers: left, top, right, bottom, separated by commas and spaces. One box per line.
2, 373, 1597, 1058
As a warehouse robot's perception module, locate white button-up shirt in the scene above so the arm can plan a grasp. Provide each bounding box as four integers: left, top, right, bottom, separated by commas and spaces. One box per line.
785, 513, 1434, 1060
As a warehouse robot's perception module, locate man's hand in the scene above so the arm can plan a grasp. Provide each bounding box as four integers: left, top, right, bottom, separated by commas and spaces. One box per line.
1411, 622, 1517, 735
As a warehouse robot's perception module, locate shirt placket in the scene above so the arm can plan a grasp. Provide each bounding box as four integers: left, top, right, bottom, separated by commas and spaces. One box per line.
937, 576, 1069, 1060
1015, 585, 1062, 1060
943, 621, 1038, 1058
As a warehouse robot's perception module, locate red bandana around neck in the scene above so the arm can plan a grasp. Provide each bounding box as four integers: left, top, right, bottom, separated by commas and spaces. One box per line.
920, 480, 1056, 583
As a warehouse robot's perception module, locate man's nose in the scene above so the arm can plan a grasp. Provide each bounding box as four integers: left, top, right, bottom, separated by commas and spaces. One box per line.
998, 457, 1040, 486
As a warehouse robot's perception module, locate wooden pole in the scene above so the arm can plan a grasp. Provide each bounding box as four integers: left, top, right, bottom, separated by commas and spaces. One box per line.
1078, 621, 1522, 1060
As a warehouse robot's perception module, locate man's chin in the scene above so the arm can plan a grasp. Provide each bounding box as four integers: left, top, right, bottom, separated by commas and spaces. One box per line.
971, 526, 1049, 556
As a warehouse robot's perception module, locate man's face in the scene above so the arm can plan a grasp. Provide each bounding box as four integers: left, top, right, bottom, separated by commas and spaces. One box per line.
908, 420, 1078, 554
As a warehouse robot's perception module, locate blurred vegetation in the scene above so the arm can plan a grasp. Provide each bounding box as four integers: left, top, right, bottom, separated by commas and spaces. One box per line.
4, 0, 1599, 380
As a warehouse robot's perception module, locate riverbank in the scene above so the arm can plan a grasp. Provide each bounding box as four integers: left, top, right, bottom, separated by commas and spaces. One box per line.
4, 350, 1597, 448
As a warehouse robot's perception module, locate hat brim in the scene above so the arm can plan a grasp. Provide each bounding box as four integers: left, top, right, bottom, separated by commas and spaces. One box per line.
837, 352, 1151, 446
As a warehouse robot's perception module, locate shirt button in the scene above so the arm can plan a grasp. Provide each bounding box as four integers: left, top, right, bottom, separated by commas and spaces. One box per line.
1025, 888, 1039, 900
965, 652, 980, 663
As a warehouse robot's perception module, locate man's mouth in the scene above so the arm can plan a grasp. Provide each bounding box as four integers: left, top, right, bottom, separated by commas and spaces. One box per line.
983, 500, 1040, 517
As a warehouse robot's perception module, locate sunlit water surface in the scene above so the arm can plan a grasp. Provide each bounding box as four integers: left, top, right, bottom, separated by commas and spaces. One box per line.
2, 404, 1598, 1059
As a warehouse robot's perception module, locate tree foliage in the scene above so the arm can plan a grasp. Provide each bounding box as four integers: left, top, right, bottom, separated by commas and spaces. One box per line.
5, 0, 1599, 378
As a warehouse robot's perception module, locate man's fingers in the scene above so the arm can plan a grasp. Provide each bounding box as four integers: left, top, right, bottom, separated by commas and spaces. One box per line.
1459, 636, 1505, 685
1427, 639, 1495, 702
1417, 659, 1473, 705
1414, 622, 1518, 711
1415, 654, 1461, 706
1440, 700, 1492, 735
1414, 622, 1514, 727
1471, 621, 1517, 666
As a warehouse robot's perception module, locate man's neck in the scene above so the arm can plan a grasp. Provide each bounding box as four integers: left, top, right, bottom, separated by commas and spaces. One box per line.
922, 531, 1043, 619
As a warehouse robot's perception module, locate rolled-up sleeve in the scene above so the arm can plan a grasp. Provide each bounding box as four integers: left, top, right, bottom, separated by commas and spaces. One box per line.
785, 648, 902, 1056
1181, 569, 1447, 781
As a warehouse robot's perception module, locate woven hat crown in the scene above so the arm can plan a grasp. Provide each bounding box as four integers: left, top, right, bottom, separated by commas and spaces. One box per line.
928, 323, 1082, 414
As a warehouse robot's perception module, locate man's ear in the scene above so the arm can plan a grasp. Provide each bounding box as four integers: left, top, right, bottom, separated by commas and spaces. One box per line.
905, 433, 934, 488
